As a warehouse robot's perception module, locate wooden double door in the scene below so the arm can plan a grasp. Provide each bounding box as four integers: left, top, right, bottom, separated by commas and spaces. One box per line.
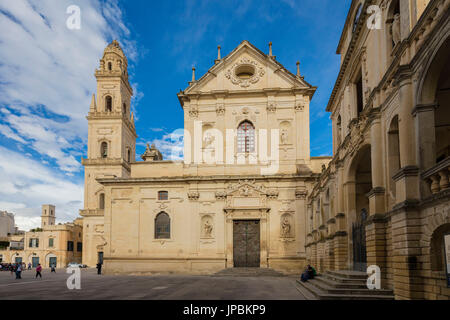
233, 220, 260, 268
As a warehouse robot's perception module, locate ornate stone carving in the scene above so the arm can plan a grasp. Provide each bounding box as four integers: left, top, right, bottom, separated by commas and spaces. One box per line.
267, 189, 279, 199
216, 103, 225, 116
225, 58, 265, 88
281, 217, 291, 238
188, 191, 200, 201
295, 189, 308, 199
215, 191, 227, 200
391, 14, 401, 46
203, 132, 215, 149
189, 107, 199, 118
203, 218, 213, 238
280, 129, 289, 145
141, 143, 163, 162
267, 102, 277, 113
295, 102, 305, 112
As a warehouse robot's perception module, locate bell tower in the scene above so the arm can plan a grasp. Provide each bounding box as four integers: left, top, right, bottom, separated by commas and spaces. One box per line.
83, 40, 137, 208
81, 40, 138, 266
41, 204, 55, 228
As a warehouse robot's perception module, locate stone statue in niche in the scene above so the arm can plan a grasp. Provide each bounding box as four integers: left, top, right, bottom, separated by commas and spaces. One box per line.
281, 217, 291, 237
204, 132, 215, 149
391, 13, 401, 46
203, 219, 213, 238
280, 129, 289, 145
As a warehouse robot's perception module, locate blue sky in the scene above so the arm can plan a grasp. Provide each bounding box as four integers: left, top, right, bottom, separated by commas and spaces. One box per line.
0, 0, 350, 230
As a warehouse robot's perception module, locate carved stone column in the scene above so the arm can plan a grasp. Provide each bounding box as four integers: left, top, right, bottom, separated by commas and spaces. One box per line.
369, 116, 386, 215
413, 103, 437, 198
395, 69, 420, 204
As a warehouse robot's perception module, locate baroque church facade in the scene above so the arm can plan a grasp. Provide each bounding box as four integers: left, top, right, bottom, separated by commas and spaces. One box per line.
80, 40, 330, 274
306, 0, 449, 300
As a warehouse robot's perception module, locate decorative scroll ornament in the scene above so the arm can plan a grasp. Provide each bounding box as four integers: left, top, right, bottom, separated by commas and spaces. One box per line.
225, 58, 265, 88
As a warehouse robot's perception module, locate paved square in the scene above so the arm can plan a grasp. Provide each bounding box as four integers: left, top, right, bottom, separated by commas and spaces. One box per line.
0, 269, 306, 300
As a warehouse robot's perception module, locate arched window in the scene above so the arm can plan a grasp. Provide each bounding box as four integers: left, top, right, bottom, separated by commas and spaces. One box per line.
237, 121, 255, 153
108, 62, 112, 71
155, 212, 170, 239
101, 142, 108, 158
99, 193, 105, 210
430, 224, 450, 271
158, 191, 168, 201
123, 103, 127, 115
105, 96, 112, 112
127, 148, 131, 163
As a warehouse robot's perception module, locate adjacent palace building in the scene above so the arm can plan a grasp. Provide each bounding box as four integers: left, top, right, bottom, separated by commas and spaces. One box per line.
306, 0, 449, 300
76, 0, 449, 300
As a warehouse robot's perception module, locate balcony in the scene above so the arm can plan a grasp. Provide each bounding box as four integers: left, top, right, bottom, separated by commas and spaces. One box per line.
422, 157, 450, 194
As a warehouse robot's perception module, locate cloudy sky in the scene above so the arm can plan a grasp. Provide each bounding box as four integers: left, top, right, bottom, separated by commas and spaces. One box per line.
0, 0, 350, 230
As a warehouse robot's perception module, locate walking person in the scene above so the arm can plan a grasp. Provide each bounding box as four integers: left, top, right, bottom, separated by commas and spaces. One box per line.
51, 263, 56, 273
35, 264, 42, 279
96, 262, 102, 275
28, 263, 32, 270
15, 263, 22, 279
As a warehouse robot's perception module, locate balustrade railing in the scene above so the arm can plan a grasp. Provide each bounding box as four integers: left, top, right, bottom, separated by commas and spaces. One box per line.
422, 157, 450, 194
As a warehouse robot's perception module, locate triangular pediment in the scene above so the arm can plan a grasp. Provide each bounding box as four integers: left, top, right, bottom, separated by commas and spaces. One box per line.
183, 40, 314, 95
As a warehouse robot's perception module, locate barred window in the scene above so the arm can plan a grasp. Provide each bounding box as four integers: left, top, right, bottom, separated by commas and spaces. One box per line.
67, 241, 74, 252
237, 121, 255, 153
155, 212, 170, 239
48, 238, 54, 248
158, 191, 168, 201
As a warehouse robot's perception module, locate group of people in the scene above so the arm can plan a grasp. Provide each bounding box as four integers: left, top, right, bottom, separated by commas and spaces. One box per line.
300, 264, 317, 282
0, 263, 55, 279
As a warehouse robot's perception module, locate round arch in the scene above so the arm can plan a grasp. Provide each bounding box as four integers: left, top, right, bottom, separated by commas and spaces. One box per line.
417, 35, 450, 105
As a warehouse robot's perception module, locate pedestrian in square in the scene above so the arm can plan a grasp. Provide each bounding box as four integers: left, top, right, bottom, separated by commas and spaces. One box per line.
15, 263, 22, 279
96, 262, 102, 275
36, 264, 42, 279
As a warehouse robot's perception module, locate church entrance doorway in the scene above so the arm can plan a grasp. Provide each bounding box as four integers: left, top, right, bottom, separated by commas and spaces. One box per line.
233, 220, 260, 268
352, 209, 368, 271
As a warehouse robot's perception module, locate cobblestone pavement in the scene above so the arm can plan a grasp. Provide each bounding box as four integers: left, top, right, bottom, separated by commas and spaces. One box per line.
0, 268, 306, 300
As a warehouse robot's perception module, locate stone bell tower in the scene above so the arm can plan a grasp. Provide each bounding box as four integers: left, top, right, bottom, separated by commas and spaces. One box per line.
80, 40, 137, 266
41, 204, 56, 228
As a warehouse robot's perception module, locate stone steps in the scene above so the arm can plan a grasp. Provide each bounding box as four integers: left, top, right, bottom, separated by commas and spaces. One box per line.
214, 268, 285, 277
295, 270, 394, 300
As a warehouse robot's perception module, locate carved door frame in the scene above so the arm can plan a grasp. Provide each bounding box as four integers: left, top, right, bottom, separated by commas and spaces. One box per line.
224, 207, 270, 269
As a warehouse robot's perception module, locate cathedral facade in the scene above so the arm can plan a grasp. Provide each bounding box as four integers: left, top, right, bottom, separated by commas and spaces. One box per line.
306, 0, 450, 300
80, 40, 330, 274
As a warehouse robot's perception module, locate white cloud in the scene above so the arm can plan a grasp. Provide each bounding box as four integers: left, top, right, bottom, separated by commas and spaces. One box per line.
0, 146, 83, 230
149, 130, 185, 161
0, 0, 137, 171
0, 0, 136, 229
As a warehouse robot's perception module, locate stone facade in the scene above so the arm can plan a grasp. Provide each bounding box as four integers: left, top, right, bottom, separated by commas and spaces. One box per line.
80, 40, 331, 274
0, 211, 16, 238
306, 0, 450, 300
0, 205, 83, 268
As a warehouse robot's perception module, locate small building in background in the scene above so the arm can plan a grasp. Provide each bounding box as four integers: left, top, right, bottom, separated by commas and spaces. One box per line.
0, 205, 83, 268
